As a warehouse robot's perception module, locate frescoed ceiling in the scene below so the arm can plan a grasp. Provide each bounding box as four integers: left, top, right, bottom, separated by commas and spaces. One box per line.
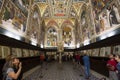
34, 0, 85, 18
32, 0, 86, 27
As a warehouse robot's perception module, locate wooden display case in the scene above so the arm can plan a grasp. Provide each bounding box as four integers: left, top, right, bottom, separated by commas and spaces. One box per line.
91, 48, 100, 57
34, 50, 39, 56
29, 50, 34, 57
113, 45, 120, 55
104, 47, 111, 56
16, 48, 22, 57
2, 46, 10, 58
22, 49, 29, 57
12, 48, 22, 58
12, 48, 17, 57
0, 46, 2, 59
99, 47, 106, 57
87, 49, 92, 56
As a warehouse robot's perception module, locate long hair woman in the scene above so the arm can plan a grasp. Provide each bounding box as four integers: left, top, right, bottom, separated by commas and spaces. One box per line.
2, 55, 22, 80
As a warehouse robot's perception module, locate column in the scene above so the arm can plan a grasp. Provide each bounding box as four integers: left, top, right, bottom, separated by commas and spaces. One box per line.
57, 29, 63, 64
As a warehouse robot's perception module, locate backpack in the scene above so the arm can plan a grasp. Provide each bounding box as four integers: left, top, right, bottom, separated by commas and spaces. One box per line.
2, 72, 7, 80
2, 62, 9, 80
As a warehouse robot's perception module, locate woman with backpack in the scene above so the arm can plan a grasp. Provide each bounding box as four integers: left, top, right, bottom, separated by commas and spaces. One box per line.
2, 55, 22, 80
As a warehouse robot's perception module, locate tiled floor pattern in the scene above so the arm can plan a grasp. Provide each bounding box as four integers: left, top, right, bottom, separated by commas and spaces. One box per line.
24, 62, 106, 80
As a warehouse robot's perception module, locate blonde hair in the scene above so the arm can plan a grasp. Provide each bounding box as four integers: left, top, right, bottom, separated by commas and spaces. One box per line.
2, 55, 17, 74
5, 55, 17, 68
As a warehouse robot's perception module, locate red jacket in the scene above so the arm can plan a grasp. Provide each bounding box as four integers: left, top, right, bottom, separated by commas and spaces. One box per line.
40, 55, 45, 61
107, 59, 117, 71
76, 54, 80, 61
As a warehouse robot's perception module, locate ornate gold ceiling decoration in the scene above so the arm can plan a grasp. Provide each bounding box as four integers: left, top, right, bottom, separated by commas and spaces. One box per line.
48, 0, 72, 18
45, 19, 64, 27
69, 18, 75, 26
72, 2, 84, 17
55, 19, 65, 27
33, 0, 86, 28
37, 3, 48, 17
69, 7, 77, 18
44, 18, 75, 28
33, 0, 87, 19
43, 7, 50, 17
61, 19, 75, 27
45, 19, 58, 27
63, 26, 71, 32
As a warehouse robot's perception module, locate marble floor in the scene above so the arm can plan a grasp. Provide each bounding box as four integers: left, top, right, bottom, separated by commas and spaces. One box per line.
24, 61, 106, 80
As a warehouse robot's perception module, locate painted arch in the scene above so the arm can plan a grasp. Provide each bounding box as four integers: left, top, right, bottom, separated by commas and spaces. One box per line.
79, 3, 94, 44
27, 4, 42, 45
45, 20, 58, 47
61, 20, 75, 47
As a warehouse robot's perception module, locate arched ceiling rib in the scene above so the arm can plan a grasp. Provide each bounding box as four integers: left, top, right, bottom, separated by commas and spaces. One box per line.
72, 2, 84, 17
33, 0, 87, 19
36, 3, 48, 17
32, 0, 88, 35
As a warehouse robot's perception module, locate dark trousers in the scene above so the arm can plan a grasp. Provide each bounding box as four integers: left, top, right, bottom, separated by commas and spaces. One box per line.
118, 72, 120, 80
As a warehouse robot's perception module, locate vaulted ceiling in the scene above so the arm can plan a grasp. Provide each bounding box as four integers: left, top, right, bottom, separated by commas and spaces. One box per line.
31, 0, 90, 36
34, 0, 87, 18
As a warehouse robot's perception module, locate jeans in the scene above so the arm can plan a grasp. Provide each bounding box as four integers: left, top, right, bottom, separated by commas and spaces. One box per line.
109, 71, 118, 80
84, 65, 90, 78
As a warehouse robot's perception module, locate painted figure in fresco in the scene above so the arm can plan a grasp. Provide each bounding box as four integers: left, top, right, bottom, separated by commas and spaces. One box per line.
52, 0, 55, 5
95, 19, 100, 34
81, 17, 86, 26
30, 31, 38, 45
21, 0, 29, 9
82, 28, 86, 40
84, 27, 90, 40
106, 8, 111, 27
81, 11, 88, 40
21, 21, 26, 32
99, 15, 105, 31
53, 38, 56, 46
109, 5, 119, 26
13, 0, 24, 10
3, 3, 15, 21
0, 0, 3, 9
33, 11, 39, 19
47, 28, 57, 46
92, 0, 105, 14
12, 12, 22, 29
112, 4, 120, 23
100, 12, 110, 30
71, 9, 76, 17
47, 39, 50, 46
117, 0, 120, 5
18, 0, 23, 7
13, 0, 29, 12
